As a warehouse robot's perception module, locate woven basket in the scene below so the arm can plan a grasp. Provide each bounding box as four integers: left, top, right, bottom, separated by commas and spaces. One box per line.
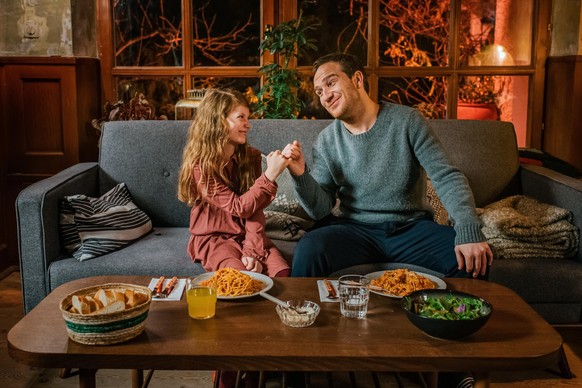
60, 283, 152, 345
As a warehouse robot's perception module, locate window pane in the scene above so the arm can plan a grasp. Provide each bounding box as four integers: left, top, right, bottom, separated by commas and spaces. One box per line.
379, 0, 450, 67
114, 1, 182, 66
460, 0, 532, 66
192, 1, 260, 66
379, 77, 448, 119
192, 77, 260, 98
298, 0, 368, 66
458, 75, 528, 146
117, 77, 183, 120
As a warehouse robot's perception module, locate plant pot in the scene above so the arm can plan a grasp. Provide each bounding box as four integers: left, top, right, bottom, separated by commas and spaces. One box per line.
457, 102, 499, 120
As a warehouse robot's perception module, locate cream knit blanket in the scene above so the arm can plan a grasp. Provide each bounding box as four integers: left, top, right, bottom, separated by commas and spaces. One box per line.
477, 195, 579, 259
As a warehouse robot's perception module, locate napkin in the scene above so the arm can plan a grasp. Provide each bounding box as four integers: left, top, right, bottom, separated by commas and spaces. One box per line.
317, 280, 340, 303
148, 278, 187, 301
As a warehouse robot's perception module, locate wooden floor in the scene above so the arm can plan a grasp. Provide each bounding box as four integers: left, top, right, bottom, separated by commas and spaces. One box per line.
1, 269, 581, 387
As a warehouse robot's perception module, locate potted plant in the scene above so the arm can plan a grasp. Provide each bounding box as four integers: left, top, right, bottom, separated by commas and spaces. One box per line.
253, 11, 318, 119
457, 75, 500, 120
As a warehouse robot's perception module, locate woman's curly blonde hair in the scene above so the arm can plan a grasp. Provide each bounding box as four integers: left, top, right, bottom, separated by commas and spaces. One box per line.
177, 89, 256, 206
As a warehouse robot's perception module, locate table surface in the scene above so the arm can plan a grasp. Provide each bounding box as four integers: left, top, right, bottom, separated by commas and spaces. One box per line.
8, 276, 563, 374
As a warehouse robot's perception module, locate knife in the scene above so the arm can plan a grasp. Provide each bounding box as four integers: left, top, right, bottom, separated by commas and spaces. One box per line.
323, 279, 338, 299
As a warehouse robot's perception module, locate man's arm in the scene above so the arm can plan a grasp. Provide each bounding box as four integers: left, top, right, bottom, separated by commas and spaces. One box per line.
283, 140, 337, 220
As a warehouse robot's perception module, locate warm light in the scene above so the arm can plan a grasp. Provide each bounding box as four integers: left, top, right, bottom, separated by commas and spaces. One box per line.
469, 44, 515, 66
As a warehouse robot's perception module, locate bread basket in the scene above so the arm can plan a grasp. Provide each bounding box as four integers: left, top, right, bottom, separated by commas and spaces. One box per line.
60, 283, 152, 345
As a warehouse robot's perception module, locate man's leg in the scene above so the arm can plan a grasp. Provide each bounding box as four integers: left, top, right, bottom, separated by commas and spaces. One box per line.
291, 221, 384, 277
386, 219, 474, 278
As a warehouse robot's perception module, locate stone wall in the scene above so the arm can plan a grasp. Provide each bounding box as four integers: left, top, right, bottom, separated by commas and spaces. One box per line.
0, 0, 95, 57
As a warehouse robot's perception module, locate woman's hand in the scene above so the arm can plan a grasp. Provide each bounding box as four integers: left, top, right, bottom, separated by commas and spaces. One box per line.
241, 256, 263, 273
264, 150, 290, 181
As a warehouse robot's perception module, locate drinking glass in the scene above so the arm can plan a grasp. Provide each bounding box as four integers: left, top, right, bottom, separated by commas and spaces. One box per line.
186, 277, 217, 319
338, 274, 370, 319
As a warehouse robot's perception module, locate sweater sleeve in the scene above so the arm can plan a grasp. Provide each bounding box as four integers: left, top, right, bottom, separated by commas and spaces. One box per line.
408, 112, 486, 245
291, 136, 338, 220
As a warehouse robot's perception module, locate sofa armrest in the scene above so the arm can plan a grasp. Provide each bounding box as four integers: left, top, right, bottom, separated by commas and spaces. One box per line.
519, 164, 582, 263
16, 162, 100, 313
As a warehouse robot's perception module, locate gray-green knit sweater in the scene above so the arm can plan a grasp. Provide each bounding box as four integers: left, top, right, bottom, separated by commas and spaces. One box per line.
292, 103, 485, 245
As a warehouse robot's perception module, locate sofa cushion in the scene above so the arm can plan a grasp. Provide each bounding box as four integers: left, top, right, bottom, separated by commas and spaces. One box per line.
426, 179, 450, 225
59, 183, 152, 261
49, 227, 204, 291
262, 154, 315, 241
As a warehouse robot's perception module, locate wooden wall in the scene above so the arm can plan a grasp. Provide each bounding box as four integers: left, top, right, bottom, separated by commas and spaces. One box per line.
543, 56, 582, 173
0, 57, 100, 273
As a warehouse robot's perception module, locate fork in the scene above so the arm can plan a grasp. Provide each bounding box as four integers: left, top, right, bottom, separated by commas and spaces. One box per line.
152, 276, 166, 298
323, 279, 339, 300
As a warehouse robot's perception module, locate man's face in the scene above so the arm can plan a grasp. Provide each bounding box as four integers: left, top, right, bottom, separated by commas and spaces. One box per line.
313, 61, 360, 120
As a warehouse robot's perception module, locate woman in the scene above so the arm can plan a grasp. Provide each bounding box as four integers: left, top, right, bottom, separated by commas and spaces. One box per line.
178, 88, 291, 278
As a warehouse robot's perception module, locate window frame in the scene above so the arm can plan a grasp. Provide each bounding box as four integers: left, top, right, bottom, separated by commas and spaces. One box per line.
96, 0, 551, 148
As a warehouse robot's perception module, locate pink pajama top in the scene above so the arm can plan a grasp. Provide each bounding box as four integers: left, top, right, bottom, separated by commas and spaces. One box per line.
187, 148, 289, 275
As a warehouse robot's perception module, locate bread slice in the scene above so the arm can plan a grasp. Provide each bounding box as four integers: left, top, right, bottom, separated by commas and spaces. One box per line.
90, 300, 125, 315
85, 295, 103, 312
95, 289, 125, 307
72, 295, 91, 314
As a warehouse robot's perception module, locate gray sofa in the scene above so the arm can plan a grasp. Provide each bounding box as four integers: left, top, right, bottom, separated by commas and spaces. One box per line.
17, 119, 582, 324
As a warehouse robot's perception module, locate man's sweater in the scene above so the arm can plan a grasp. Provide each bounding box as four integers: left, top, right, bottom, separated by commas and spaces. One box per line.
292, 103, 485, 245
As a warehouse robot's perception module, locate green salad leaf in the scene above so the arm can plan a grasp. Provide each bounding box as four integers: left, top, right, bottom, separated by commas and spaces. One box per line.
411, 294, 489, 320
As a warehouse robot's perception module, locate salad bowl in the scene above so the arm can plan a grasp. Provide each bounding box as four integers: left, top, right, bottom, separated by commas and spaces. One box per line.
401, 289, 492, 340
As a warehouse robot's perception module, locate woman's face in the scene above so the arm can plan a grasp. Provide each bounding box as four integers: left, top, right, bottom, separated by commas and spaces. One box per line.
226, 104, 251, 147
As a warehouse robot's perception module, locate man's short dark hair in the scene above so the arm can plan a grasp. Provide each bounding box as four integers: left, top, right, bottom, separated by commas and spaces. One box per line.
313, 53, 368, 90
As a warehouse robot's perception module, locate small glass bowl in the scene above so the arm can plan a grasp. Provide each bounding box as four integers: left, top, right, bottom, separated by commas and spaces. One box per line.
275, 300, 320, 328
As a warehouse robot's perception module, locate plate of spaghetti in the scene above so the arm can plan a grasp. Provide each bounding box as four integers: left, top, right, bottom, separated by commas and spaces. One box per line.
193, 268, 273, 299
366, 268, 446, 298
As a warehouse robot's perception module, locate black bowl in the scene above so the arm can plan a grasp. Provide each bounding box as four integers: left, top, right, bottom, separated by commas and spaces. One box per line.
401, 289, 492, 340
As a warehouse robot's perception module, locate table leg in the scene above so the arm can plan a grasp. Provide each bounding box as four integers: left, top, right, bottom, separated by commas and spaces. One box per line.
78, 368, 97, 388
474, 372, 490, 388
132, 369, 144, 388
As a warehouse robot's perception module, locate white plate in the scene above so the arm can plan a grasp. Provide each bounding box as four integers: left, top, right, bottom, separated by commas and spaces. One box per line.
365, 270, 446, 299
192, 271, 274, 300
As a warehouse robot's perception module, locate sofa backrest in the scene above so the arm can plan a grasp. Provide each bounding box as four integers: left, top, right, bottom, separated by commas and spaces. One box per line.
99, 118, 518, 226
247, 119, 333, 166
429, 120, 519, 207
99, 120, 191, 227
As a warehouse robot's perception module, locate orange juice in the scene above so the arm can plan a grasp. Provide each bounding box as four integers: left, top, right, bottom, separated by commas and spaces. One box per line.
187, 286, 217, 319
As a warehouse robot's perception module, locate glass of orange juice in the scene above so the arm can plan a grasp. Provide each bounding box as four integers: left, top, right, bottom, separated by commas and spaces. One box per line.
186, 277, 217, 319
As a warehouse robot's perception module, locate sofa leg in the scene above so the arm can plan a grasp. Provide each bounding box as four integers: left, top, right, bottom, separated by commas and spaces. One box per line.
544, 345, 573, 379
557, 345, 573, 379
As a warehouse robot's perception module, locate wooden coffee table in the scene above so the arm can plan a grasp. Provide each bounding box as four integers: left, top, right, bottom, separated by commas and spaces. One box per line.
8, 276, 564, 388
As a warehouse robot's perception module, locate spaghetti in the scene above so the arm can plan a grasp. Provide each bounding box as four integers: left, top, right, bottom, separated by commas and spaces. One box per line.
370, 269, 436, 297
200, 268, 265, 297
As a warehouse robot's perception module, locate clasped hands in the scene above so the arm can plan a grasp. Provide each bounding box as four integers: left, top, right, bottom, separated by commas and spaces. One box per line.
264, 141, 305, 181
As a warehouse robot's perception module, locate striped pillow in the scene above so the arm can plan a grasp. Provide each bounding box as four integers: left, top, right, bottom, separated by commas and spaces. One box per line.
59, 183, 152, 261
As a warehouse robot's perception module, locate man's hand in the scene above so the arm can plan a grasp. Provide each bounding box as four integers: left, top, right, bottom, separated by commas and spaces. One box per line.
282, 140, 306, 176
454, 242, 493, 278
241, 256, 263, 273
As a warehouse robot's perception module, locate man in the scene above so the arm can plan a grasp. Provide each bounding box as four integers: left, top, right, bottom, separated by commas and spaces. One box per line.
283, 53, 493, 279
